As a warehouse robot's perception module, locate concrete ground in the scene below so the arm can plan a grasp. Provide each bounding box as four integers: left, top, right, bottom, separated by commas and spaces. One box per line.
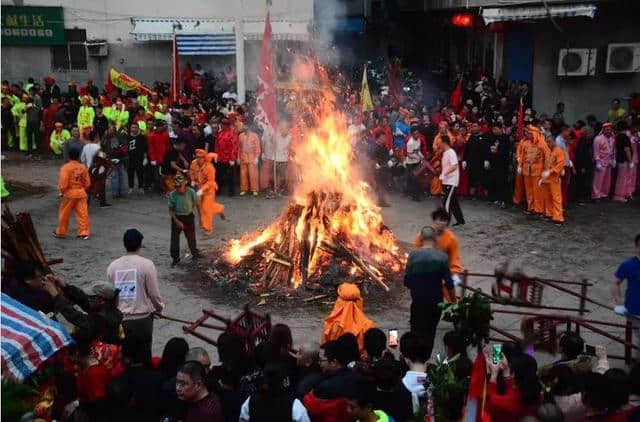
2, 152, 638, 365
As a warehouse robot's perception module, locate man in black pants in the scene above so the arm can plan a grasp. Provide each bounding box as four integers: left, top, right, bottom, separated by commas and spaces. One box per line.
127, 122, 147, 194
404, 226, 454, 360
168, 174, 201, 267
487, 123, 511, 208
440, 136, 465, 226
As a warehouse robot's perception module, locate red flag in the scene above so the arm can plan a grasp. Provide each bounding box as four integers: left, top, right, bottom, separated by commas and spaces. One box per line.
464, 353, 489, 422
171, 34, 180, 105
254, 11, 277, 137
516, 100, 525, 140
450, 77, 463, 112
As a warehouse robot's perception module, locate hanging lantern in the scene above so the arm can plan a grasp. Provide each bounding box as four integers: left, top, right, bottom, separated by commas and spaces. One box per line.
451, 13, 474, 28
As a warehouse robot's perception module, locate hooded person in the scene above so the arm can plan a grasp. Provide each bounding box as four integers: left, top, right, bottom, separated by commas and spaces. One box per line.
54, 146, 91, 239
196, 152, 225, 235
238, 124, 261, 196
592, 122, 616, 200
77, 95, 95, 133
189, 148, 208, 188
322, 283, 375, 356
517, 125, 550, 214
11, 94, 29, 152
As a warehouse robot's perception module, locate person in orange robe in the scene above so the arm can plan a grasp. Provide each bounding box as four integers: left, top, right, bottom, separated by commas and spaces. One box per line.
430, 121, 454, 196
518, 126, 550, 214
322, 283, 375, 355
540, 135, 566, 224
54, 147, 91, 239
196, 153, 225, 235
189, 149, 207, 184
238, 125, 261, 196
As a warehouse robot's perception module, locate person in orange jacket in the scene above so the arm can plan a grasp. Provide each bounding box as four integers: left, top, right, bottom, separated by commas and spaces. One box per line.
517, 125, 550, 214
196, 152, 225, 235
238, 124, 261, 196
53, 147, 91, 239
540, 134, 566, 224
189, 149, 207, 185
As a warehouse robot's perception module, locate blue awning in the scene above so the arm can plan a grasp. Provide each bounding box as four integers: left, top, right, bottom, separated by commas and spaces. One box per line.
176, 34, 235, 56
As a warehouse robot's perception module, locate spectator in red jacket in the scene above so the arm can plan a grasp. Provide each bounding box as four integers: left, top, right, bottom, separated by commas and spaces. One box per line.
486, 353, 542, 422
303, 338, 360, 422
146, 120, 170, 193
214, 118, 239, 196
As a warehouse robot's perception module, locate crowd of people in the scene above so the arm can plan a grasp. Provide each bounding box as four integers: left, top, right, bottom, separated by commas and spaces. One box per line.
4, 215, 638, 421
2, 66, 639, 237
2, 62, 640, 422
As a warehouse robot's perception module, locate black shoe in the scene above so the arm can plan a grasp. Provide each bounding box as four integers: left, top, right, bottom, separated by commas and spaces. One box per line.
99, 203, 112, 208
171, 258, 180, 267
452, 222, 465, 227
192, 250, 203, 259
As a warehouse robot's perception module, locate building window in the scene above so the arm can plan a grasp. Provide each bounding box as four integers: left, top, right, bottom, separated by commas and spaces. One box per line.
51, 29, 87, 71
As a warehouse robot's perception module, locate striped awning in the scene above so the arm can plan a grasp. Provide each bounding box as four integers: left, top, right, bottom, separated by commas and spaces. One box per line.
177, 34, 235, 56
130, 18, 310, 42
1, 293, 74, 381
482, 4, 597, 24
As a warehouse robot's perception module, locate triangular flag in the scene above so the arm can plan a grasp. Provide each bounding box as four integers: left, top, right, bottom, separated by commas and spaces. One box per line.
361, 65, 373, 112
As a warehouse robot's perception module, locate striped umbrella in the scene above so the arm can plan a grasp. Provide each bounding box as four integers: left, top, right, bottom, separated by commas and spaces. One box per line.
1, 293, 73, 381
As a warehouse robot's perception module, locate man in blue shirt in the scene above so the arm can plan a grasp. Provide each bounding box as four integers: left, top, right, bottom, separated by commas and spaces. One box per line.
612, 233, 640, 352
404, 226, 454, 360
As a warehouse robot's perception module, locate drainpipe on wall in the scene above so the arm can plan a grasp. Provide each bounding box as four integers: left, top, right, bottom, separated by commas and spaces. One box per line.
235, 18, 246, 104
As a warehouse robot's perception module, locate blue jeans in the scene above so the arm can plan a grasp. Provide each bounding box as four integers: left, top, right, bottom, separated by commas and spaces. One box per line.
111, 163, 126, 197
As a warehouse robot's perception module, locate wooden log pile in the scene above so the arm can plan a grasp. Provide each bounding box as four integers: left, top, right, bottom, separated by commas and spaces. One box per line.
2, 206, 62, 277
254, 192, 393, 292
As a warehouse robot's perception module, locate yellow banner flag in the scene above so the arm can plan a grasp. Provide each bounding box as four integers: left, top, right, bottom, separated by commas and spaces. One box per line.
361, 65, 373, 112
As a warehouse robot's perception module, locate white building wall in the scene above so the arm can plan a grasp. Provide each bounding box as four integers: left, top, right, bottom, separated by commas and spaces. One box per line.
1, 0, 312, 91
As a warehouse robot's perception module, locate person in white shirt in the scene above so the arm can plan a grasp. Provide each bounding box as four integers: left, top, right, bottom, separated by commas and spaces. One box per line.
404, 127, 425, 201
239, 361, 311, 422
439, 136, 465, 226
273, 121, 292, 196
80, 135, 101, 169
400, 331, 429, 414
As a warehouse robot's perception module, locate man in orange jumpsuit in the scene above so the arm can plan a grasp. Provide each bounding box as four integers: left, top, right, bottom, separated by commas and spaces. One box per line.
53, 147, 91, 239
238, 124, 261, 196
540, 135, 566, 224
518, 126, 549, 214
196, 152, 225, 235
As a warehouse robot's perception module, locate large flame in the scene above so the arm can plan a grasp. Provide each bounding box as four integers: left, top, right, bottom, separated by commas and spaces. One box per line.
225, 57, 402, 288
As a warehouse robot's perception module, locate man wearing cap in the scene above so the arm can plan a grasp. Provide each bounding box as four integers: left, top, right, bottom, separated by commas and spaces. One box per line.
107, 229, 164, 359
50, 122, 71, 156
238, 124, 261, 196
54, 146, 91, 239
168, 175, 201, 266
42, 275, 123, 345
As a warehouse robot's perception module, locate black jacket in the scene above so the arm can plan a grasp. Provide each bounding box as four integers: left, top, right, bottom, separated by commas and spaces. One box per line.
53, 285, 123, 345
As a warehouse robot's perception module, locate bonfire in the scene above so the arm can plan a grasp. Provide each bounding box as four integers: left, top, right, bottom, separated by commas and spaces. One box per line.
215, 59, 405, 294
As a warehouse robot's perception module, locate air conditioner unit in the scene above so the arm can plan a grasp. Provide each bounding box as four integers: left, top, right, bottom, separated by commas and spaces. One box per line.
606, 43, 640, 73
86, 40, 108, 57
557, 48, 596, 76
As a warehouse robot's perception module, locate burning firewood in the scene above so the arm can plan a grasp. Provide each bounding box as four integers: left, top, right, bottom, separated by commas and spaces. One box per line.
214, 61, 406, 295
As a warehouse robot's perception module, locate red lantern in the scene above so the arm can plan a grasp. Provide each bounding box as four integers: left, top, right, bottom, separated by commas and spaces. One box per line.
451, 13, 474, 28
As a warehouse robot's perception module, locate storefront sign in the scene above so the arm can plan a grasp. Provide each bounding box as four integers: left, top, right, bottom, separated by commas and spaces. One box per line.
2, 6, 65, 45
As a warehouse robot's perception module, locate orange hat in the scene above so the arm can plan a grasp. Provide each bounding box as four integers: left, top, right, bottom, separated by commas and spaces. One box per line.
195, 149, 207, 158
